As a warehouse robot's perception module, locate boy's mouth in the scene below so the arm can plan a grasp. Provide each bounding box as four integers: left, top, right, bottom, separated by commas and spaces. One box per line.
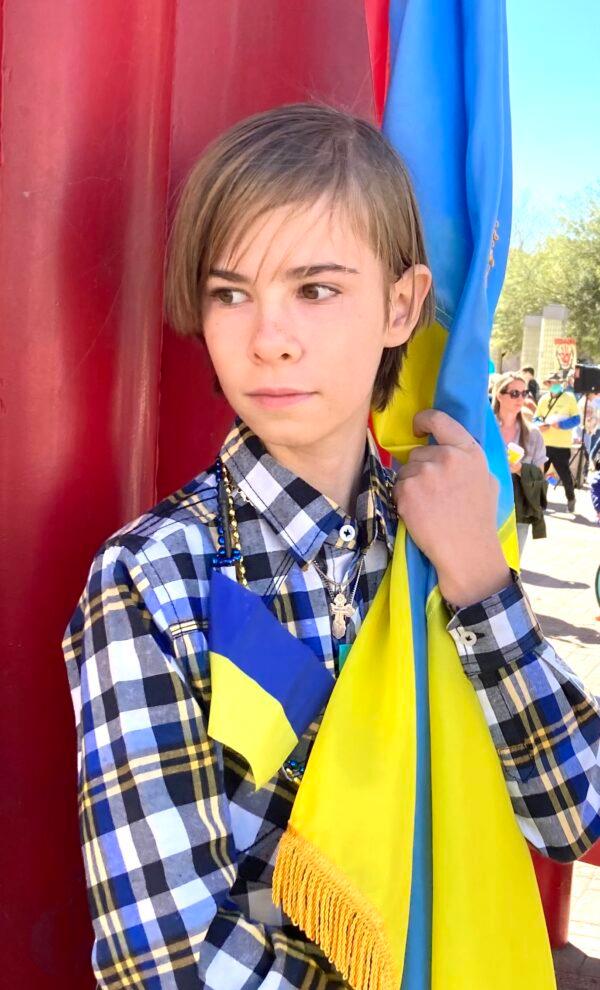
247, 389, 316, 410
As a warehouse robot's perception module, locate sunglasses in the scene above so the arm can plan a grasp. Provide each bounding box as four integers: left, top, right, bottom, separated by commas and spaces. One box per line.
501, 389, 529, 399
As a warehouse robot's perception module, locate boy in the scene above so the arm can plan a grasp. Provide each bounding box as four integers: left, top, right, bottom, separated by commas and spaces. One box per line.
64, 105, 600, 989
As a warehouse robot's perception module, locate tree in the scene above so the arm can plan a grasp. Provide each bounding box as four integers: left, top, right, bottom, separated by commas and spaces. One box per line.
492, 191, 600, 363
492, 247, 550, 356
556, 202, 600, 361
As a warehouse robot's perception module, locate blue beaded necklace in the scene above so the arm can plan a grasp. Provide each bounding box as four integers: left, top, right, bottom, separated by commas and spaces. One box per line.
212, 457, 247, 586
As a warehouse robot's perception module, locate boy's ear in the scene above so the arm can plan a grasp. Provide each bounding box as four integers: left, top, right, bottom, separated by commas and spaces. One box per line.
384, 265, 432, 348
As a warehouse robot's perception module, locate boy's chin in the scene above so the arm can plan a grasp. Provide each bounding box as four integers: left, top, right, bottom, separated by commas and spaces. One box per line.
241, 409, 334, 451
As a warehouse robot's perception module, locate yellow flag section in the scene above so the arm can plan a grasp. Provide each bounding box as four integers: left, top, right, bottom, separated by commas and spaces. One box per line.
209, 650, 298, 788
372, 322, 448, 467
273, 534, 416, 990
427, 582, 555, 988
376, 322, 553, 987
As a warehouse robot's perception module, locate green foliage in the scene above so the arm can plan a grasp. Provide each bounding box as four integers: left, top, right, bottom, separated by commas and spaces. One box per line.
492, 193, 600, 362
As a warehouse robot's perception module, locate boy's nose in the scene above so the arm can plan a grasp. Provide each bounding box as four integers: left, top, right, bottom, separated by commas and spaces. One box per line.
250, 315, 302, 364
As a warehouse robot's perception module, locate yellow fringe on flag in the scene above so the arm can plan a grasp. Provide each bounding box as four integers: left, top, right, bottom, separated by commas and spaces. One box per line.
273, 826, 397, 990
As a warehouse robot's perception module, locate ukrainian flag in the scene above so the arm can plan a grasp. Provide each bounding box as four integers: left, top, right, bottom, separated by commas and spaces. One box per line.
370, 1, 528, 986
208, 570, 333, 788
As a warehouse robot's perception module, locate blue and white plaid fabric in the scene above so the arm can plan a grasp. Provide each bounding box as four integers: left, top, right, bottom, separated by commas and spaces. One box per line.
64, 421, 600, 989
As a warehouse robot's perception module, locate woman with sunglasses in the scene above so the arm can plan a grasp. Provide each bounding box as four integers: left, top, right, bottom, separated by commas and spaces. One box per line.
493, 372, 547, 554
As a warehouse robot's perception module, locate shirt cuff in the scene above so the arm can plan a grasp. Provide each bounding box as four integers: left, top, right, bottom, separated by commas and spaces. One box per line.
445, 571, 545, 674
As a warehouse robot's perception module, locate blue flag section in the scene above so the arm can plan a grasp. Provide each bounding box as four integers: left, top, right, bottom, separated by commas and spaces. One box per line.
384, 0, 512, 438
380, 2, 513, 986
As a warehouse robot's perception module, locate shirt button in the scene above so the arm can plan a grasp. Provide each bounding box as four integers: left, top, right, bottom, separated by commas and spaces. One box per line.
456, 626, 477, 647
339, 524, 356, 543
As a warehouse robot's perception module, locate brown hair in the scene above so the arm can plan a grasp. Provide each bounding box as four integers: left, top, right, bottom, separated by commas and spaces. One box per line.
492, 372, 531, 446
164, 103, 434, 411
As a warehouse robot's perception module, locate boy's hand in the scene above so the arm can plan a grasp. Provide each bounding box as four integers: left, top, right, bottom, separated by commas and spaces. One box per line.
393, 409, 510, 608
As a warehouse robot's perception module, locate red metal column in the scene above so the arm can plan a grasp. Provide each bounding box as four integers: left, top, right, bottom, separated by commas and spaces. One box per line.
1, 1, 375, 984
531, 850, 574, 949
0, 2, 175, 985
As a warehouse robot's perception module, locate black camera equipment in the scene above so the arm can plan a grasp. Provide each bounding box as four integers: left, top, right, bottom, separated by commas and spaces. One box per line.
574, 363, 600, 394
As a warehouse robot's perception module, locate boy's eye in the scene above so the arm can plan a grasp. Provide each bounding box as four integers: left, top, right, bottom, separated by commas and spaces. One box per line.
209, 287, 248, 306
299, 283, 339, 301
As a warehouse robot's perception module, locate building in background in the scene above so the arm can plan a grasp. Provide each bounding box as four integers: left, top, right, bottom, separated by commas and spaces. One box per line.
520, 304, 574, 380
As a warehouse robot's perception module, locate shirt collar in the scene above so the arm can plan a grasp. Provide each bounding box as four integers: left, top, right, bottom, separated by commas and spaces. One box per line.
358, 432, 397, 555
220, 420, 396, 566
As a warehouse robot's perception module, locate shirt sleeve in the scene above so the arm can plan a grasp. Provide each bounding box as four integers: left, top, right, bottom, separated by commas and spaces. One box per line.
63, 544, 344, 990
557, 393, 581, 429
446, 575, 600, 862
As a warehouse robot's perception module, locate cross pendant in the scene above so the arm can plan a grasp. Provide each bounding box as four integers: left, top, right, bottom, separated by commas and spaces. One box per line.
330, 592, 355, 639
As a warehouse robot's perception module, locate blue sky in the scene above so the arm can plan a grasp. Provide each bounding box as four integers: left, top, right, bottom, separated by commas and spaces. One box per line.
507, 0, 600, 246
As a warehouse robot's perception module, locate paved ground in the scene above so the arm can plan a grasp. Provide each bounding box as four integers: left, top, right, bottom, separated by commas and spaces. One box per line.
519, 481, 600, 989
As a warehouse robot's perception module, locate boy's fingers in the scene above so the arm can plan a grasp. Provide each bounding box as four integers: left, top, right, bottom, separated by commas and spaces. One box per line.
395, 461, 422, 480
413, 408, 478, 449
407, 445, 449, 463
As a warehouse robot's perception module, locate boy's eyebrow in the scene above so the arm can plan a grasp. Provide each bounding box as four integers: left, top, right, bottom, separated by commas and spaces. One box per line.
284, 264, 359, 279
207, 263, 359, 283
208, 268, 249, 283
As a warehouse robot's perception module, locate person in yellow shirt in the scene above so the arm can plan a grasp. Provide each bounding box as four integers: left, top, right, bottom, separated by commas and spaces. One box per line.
534, 373, 581, 512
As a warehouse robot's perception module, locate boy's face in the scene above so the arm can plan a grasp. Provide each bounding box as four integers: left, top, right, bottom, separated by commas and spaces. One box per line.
202, 199, 429, 458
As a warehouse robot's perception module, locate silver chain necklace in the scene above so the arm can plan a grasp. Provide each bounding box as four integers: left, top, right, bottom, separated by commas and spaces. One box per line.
312, 553, 365, 639
219, 463, 366, 641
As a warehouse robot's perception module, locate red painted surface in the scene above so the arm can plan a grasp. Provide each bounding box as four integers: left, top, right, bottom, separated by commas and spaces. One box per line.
581, 840, 600, 867
531, 850, 574, 949
531, 838, 600, 949
364, 0, 391, 123
1, 3, 175, 986
1, 1, 374, 985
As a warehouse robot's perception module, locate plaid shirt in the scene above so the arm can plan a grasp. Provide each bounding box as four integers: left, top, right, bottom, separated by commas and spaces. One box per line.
64, 420, 600, 990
